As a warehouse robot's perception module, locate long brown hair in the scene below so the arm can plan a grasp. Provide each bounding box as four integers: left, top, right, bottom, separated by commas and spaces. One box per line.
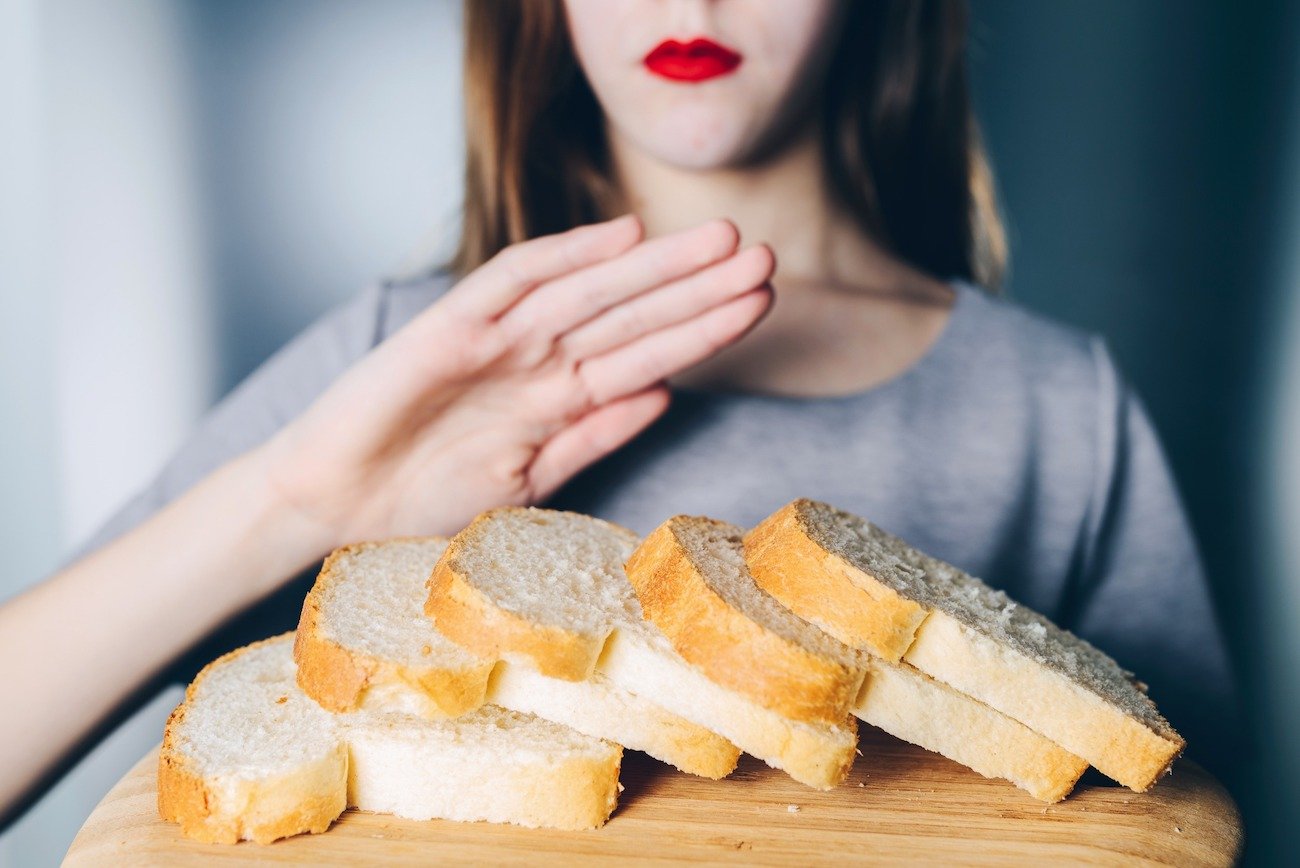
449, 0, 1007, 289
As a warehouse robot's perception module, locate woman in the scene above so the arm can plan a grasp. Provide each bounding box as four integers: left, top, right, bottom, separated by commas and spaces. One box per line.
0, 0, 1236, 824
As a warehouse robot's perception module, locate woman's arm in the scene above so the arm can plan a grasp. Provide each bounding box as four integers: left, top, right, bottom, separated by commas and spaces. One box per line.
0, 448, 325, 819
0, 214, 776, 822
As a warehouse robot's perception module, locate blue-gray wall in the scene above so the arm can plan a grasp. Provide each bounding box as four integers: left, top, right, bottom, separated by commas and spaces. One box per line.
970, 3, 1299, 860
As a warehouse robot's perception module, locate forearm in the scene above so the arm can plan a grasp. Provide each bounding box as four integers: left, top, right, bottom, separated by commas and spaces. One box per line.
0, 446, 327, 818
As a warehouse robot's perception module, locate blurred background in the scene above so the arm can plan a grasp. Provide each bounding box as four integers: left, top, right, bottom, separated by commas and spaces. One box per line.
0, 0, 1296, 863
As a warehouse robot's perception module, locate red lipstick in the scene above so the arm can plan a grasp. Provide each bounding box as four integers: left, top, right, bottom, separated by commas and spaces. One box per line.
644, 38, 743, 83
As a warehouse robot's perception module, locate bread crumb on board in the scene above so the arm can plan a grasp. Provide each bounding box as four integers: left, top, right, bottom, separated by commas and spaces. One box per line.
786, 804, 800, 813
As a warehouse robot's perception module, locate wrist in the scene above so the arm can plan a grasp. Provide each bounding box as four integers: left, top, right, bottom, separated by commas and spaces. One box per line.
223, 445, 339, 596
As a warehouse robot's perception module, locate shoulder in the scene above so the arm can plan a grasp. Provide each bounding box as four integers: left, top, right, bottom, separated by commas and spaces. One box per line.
959, 282, 1108, 378
952, 281, 1121, 414
373, 266, 459, 340
939, 283, 1130, 520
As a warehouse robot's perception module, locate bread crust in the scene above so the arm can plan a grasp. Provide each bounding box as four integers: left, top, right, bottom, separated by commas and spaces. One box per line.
640, 720, 739, 780
855, 660, 1089, 803
317, 527, 740, 779
158, 635, 348, 844
625, 516, 866, 725
749, 498, 1185, 793
159, 633, 623, 842
744, 499, 928, 661
487, 661, 741, 779
295, 541, 494, 715
425, 512, 606, 680
596, 630, 858, 789
906, 612, 1185, 792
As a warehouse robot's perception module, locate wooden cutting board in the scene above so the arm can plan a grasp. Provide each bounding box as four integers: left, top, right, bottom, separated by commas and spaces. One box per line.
63, 728, 1241, 866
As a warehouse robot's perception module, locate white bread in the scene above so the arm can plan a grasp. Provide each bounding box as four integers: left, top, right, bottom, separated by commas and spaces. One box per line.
427, 507, 858, 789
598, 627, 859, 789
158, 634, 622, 843
297, 536, 738, 779
745, 498, 1184, 791
427, 509, 642, 680
627, 512, 1083, 801
295, 539, 495, 717
159, 636, 345, 844
624, 514, 868, 725
854, 660, 1087, 802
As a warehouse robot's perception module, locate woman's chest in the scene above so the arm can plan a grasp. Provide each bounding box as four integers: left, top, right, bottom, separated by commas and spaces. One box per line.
544, 388, 1092, 616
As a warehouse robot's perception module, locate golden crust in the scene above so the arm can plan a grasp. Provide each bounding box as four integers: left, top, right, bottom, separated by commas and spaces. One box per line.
295, 542, 494, 715
425, 513, 605, 681
744, 500, 928, 662
625, 516, 865, 725
749, 499, 1183, 793
158, 633, 623, 842
549, 752, 624, 830
318, 522, 738, 779
907, 614, 1184, 792
294, 596, 375, 712
854, 661, 1089, 803
637, 713, 740, 780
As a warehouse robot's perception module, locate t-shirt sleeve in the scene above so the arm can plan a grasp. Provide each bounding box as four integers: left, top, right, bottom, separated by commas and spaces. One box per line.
1069, 336, 1243, 773
57, 281, 389, 571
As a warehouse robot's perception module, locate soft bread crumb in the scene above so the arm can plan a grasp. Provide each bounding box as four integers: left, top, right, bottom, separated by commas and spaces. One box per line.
441, 508, 642, 635
163, 635, 623, 839
318, 539, 486, 670
314, 530, 740, 780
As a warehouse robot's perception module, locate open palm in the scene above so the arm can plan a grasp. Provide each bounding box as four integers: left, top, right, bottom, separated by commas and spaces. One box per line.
255, 214, 775, 549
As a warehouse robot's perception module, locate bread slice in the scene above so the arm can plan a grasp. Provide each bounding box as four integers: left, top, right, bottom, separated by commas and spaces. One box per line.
159, 635, 345, 844
745, 498, 1185, 791
622, 512, 1082, 801
598, 627, 860, 789
624, 514, 867, 725
158, 634, 622, 843
854, 660, 1087, 802
427, 509, 641, 680
295, 539, 495, 717
298, 536, 737, 779
427, 507, 858, 789
343, 702, 620, 831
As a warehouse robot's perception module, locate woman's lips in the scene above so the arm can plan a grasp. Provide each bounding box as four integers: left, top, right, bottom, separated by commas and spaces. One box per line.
643, 38, 743, 83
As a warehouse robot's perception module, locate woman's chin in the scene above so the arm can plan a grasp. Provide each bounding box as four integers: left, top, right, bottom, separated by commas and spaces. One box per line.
621, 125, 759, 172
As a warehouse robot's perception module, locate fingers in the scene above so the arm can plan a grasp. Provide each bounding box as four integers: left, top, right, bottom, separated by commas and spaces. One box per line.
497, 218, 741, 344
527, 385, 672, 502
576, 286, 774, 406
441, 214, 644, 320
559, 243, 775, 361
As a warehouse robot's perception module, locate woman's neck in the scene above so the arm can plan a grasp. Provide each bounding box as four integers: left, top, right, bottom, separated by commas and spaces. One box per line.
602, 117, 957, 397
605, 119, 936, 298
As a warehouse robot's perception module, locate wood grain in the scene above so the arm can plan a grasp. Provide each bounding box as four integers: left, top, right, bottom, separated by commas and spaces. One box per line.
63, 728, 1241, 866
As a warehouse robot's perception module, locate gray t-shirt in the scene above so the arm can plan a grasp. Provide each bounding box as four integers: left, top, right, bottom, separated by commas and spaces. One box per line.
65, 269, 1239, 768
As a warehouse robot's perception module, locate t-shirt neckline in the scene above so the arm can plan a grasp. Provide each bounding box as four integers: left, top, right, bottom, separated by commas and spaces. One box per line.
669, 277, 977, 405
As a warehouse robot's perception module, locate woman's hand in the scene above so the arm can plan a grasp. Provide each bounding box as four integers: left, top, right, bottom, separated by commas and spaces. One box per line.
0, 214, 772, 821
254, 213, 775, 553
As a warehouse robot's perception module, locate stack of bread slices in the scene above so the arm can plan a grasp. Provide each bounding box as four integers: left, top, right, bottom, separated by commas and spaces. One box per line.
158, 499, 1184, 844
